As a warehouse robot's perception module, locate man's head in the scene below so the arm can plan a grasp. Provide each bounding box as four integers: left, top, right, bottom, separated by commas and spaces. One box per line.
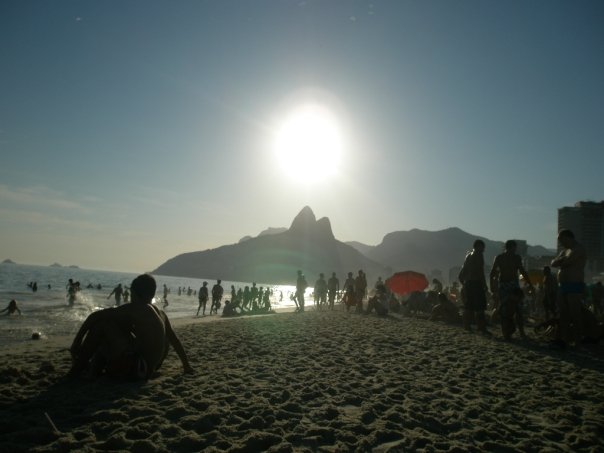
203, 281, 208, 287
558, 229, 575, 248
473, 239, 485, 253
130, 274, 157, 304
504, 240, 517, 252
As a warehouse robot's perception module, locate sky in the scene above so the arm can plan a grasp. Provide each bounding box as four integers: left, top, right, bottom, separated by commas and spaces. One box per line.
1, 1, 603, 273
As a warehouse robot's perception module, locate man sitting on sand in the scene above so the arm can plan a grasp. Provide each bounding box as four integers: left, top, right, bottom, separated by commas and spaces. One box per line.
430, 293, 460, 324
69, 274, 193, 379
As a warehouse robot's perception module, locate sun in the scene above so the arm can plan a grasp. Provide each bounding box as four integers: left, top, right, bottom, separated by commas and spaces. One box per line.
273, 104, 343, 183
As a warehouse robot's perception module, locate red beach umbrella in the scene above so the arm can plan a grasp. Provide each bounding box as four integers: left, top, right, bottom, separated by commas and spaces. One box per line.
385, 271, 429, 295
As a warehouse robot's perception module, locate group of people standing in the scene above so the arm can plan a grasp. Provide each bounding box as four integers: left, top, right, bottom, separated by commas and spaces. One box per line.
458, 229, 600, 348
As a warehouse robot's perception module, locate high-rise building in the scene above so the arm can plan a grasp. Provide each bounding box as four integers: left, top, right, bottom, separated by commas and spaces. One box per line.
557, 201, 604, 274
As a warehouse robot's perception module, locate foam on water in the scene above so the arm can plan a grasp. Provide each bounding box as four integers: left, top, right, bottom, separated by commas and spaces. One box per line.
0, 263, 300, 346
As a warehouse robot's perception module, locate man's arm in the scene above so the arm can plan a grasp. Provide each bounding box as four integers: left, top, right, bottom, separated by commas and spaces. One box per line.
489, 256, 499, 293
164, 316, 194, 374
551, 249, 566, 268
516, 257, 533, 288
70, 309, 106, 357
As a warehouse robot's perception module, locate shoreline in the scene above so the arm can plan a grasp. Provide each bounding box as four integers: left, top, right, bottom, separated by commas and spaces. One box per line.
1, 310, 603, 451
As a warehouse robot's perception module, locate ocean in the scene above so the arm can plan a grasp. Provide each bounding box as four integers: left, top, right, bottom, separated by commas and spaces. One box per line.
0, 263, 298, 346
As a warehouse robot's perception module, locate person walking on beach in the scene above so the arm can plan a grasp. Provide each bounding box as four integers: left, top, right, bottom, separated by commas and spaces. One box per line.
107, 284, 124, 306
342, 272, 356, 311
354, 270, 367, 313
490, 240, 533, 340
458, 240, 489, 335
210, 279, 223, 315
314, 273, 328, 310
197, 281, 209, 316
296, 270, 308, 312
69, 273, 193, 379
551, 229, 587, 348
327, 272, 339, 310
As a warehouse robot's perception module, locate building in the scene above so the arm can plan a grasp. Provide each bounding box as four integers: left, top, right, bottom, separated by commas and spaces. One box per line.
558, 201, 604, 274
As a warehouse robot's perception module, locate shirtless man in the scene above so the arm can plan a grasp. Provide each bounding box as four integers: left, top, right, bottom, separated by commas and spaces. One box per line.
490, 240, 533, 340
295, 271, 308, 312
69, 274, 193, 379
458, 240, 489, 334
107, 283, 123, 306
551, 229, 587, 347
197, 281, 209, 316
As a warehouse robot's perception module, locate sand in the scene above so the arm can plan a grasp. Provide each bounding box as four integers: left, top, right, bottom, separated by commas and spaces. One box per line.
1, 310, 603, 452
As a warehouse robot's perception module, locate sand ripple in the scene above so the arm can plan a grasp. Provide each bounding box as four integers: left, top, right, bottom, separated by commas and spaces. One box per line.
1, 311, 603, 451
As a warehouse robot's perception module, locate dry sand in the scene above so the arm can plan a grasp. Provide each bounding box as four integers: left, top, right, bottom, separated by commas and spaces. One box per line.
1, 310, 603, 452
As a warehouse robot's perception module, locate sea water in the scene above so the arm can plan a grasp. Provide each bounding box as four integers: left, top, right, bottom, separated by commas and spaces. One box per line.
0, 263, 299, 346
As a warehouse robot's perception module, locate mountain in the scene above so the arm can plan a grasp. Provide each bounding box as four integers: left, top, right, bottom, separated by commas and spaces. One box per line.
153, 206, 389, 285
2, 259, 16, 264
346, 227, 556, 278
239, 227, 288, 243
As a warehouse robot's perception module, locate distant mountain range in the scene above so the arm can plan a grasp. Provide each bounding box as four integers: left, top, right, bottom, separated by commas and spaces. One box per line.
152, 206, 556, 285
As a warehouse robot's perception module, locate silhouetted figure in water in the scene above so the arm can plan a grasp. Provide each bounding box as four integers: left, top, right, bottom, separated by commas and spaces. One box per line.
327, 272, 339, 310
296, 270, 308, 312
107, 284, 123, 306
210, 280, 223, 315
197, 281, 209, 316
458, 240, 489, 335
490, 240, 533, 340
1, 299, 21, 316
69, 274, 193, 379
314, 273, 327, 310
163, 284, 169, 307
67, 279, 78, 306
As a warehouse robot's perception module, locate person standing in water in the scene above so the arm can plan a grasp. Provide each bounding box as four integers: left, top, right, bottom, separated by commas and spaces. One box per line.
107, 284, 124, 306
162, 284, 169, 307
210, 280, 223, 315
197, 282, 209, 316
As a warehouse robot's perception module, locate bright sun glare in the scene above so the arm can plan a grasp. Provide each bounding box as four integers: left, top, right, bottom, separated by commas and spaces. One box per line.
273, 104, 343, 183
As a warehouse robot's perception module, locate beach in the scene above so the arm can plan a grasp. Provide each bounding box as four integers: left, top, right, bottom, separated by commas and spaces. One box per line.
1, 310, 603, 452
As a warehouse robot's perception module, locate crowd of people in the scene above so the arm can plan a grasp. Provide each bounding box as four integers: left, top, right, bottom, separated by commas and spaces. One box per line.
5, 227, 598, 382
456, 231, 603, 348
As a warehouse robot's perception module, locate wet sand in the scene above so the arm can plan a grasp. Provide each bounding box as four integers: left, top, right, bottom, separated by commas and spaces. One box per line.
1, 310, 603, 452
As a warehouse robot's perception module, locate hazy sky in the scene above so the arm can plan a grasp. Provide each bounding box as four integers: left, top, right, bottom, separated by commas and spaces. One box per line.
1, 1, 603, 272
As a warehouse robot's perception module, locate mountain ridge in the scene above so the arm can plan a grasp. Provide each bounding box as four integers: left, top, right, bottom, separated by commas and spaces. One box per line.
153, 207, 556, 284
